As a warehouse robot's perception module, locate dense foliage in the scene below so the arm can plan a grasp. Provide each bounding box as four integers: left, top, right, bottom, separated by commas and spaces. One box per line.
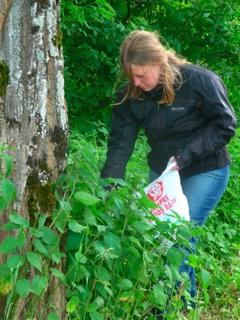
61, 0, 240, 130
1, 128, 240, 319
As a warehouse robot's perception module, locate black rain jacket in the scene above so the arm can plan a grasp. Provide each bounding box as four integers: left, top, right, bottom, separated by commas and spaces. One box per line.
101, 64, 237, 180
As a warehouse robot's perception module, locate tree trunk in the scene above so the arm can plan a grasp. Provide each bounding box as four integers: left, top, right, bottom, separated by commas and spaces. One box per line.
0, 0, 68, 318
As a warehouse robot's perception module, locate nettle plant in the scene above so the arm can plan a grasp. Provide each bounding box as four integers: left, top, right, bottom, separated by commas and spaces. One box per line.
0, 130, 201, 319
60, 131, 197, 320
0, 147, 66, 319
0, 146, 17, 298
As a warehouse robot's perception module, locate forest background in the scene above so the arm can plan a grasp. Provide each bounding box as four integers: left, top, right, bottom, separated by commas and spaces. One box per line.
61, 0, 240, 130
1, 0, 239, 319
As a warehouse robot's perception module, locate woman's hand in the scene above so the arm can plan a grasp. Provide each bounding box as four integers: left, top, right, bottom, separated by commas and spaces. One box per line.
169, 156, 180, 171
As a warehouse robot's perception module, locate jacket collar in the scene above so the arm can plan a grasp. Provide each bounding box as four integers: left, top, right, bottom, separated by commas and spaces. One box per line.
142, 85, 164, 100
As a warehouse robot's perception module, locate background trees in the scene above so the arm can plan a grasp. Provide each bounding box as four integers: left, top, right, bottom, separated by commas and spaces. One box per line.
61, 0, 240, 131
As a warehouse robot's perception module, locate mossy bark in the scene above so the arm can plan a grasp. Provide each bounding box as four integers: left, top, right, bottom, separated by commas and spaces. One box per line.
0, 0, 68, 318
0, 60, 9, 96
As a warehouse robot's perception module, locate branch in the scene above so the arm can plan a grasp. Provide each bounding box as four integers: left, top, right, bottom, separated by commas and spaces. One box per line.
0, 0, 13, 33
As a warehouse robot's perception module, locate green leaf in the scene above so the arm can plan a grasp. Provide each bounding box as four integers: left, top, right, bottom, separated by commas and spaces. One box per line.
3, 153, 13, 177
94, 240, 107, 254
118, 291, 133, 302
50, 268, 65, 282
40, 227, 58, 245
139, 192, 158, 209
75, 252, 87, 264
27, 252, 42, 272
47, 312, 59, 320
117, 278, 133, 290
131, 221, 152, 233
1, 179, 16, 206
29, 227, 43, 238
60, 200, 72, 211
201, 269, 211, 288
90, 311, 104, 320
188, 254, 201, 268
15, 279, 31, 297
104, 232, 121, 256
31, 275, 48, 296
54, 210, 68, 233
38, 215, 47, 228
7, 255, 25, 269
95, 266, 111, 282
17, 231, 26, 248
83, 208, 97, 225
96, 225, 107, 233
164, 265, 173, 285
66, 295, 80, 313
51, 251, 64, 264
0, 222, 19, 231
0, 236, 18, 253
94, 296, 104, 308
66, 231, 83, 251
167, 247, 183, 267
0, 196, 6, 213
68, 221, 86, 233
0, 263, 11, 277
9, 213, 29, 228
74, 191, 100, 206
152, 283, 167, 306
33, 239, 48, 255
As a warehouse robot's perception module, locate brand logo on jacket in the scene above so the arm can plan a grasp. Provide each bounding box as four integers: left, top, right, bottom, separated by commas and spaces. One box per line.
171, 106, 185, 111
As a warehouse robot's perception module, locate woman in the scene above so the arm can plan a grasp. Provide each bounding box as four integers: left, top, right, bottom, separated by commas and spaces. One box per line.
101, 30, 236, 308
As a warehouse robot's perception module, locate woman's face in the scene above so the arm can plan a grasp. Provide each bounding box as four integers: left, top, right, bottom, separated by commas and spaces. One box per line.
130, 64, 161, 91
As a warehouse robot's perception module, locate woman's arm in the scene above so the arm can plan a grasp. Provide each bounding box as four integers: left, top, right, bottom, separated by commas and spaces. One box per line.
175, 72, 237, 169
101, 96, 140, 179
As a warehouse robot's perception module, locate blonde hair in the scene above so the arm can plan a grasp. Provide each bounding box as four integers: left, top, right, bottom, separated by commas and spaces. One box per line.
119, 30, 189, 105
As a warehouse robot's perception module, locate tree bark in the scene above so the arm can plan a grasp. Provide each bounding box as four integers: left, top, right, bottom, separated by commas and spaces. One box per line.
0, 0, 68, 318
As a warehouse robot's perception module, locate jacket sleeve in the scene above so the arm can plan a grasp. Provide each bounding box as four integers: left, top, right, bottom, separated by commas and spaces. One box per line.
175, 72, 237, 169
100, 96, 139, 179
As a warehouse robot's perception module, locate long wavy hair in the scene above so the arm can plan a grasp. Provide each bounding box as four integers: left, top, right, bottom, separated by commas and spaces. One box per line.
119, 30, 189, 105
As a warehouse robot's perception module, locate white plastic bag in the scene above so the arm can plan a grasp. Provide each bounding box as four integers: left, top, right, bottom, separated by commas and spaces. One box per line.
144, 159, 190, 223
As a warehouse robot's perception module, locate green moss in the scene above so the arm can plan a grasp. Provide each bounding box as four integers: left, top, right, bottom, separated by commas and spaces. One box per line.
0, 60, 9, 97
52, 26, 63, 50
26, 159, 56, 217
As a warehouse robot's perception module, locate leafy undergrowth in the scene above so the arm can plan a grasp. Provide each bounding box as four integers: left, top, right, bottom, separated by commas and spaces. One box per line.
1, 126, 239, 319
195, 128, 240, 320
62, 125, 240, 320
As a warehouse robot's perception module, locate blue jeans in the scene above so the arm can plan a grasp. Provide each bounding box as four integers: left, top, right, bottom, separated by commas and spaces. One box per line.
149, 165, 230, 299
